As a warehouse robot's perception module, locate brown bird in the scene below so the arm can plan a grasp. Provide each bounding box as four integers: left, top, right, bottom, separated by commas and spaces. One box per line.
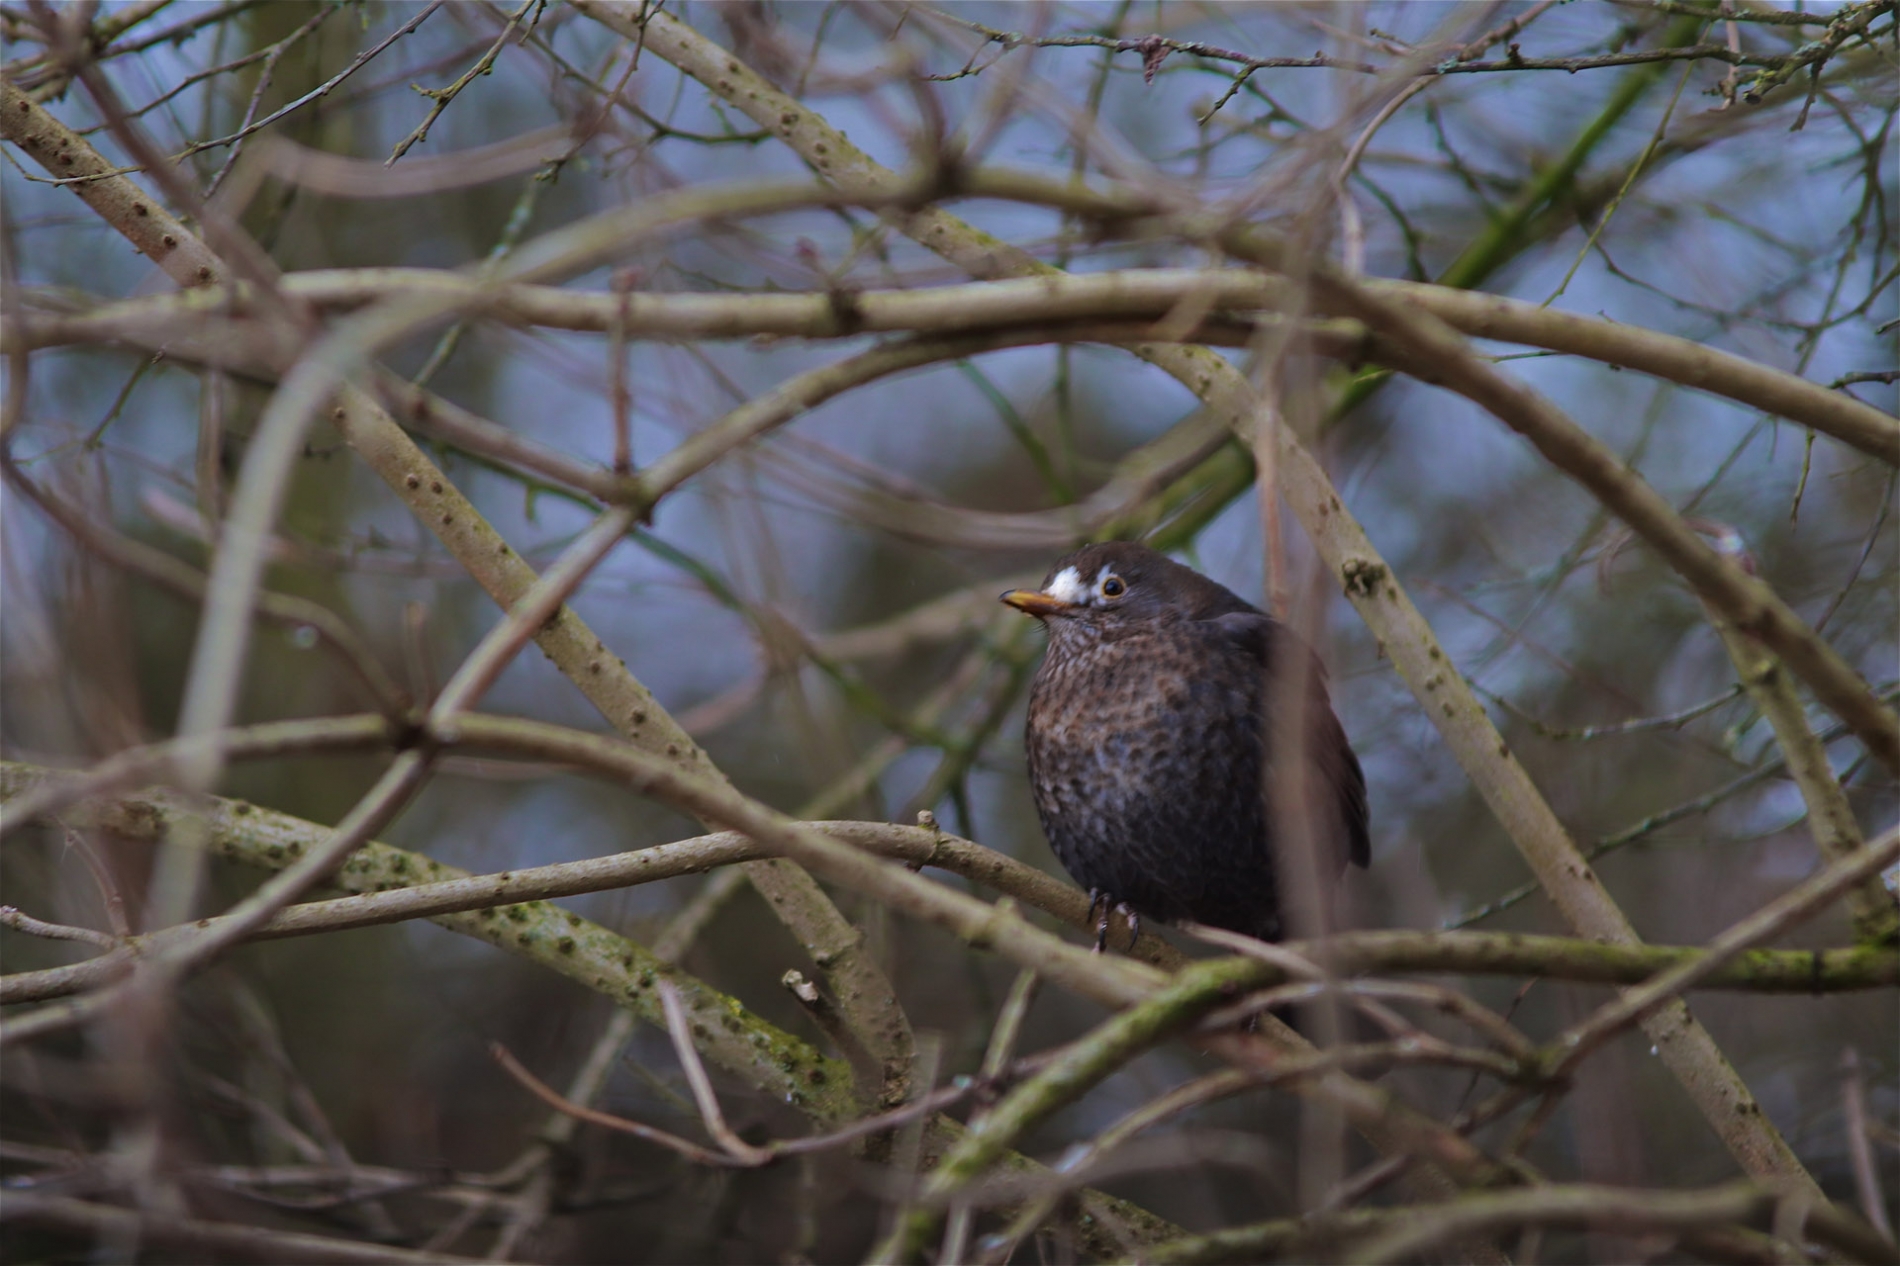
1003, 542, 1368, 946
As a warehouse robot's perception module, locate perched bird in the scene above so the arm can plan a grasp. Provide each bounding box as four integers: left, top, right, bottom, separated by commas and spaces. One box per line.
1002, 542, 1368, 946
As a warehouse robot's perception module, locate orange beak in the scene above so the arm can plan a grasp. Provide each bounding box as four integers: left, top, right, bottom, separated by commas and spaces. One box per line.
1001, 588, 1075, 618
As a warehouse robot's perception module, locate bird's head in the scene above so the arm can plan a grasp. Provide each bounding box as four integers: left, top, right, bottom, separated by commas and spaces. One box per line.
1001, 542, 1250, 638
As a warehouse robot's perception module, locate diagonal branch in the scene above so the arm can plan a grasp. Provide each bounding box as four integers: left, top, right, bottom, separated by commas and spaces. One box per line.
1279, 250, 1900, 774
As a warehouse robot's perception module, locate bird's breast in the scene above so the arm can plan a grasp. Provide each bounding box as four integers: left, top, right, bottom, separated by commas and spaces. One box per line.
1026, 629, 1257, 787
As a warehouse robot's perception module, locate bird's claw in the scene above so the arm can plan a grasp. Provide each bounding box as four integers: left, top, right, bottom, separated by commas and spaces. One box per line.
1087, 890, 1110, 954
1119, 903, 1141, 950
1086, 890, 1140, 954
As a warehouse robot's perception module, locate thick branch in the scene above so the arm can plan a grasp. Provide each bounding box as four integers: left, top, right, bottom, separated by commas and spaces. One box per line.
14, 267, 1888, 461
0, 76, 223, 288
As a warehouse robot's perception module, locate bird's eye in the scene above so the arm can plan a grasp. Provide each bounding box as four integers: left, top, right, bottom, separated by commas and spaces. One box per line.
1099, 575, 1126, 598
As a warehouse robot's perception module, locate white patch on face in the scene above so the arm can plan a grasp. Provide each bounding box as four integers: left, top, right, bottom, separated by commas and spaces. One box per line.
1043, 565, 1090, 605
1043, 563, 1122, 607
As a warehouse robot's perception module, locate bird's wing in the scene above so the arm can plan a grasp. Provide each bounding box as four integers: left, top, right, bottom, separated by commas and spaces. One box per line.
1202, 611, 1371, 872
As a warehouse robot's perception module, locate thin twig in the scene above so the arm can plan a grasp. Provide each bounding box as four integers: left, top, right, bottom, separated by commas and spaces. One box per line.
0, 905, 119, 949
176, 4, 444, 159
489, 1041, 740, 1168
1840, 1048, 1894, 1238
656, 979, 772, 1166
489, 1037, 989, 1169
387, 0, 535, 165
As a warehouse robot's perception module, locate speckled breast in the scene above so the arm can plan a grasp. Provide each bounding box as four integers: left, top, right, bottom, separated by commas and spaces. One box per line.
1023, 623, 1284, 940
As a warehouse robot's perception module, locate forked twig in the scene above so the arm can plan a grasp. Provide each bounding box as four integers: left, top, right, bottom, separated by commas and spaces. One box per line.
655, 979, 773, 1166
489, 1032, 988, 1170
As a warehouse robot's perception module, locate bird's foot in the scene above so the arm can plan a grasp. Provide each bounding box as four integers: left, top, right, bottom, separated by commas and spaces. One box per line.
1085, 891, 1141, 954
1117, 903, 1141, 952
1087, 889, 1111, 953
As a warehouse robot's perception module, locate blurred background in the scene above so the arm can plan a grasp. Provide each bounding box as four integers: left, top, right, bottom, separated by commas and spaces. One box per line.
2, 2, 1894, 1261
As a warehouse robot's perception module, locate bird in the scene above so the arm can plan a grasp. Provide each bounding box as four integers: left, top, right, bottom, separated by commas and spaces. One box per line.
1002, 541, 1368, 947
